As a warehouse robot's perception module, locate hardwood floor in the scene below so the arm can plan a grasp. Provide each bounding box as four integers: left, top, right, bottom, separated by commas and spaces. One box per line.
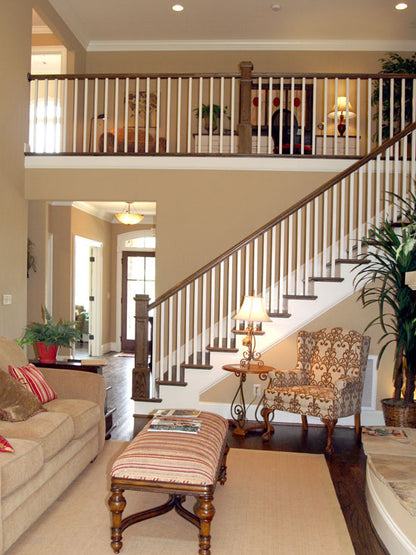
96, 349, 387, 555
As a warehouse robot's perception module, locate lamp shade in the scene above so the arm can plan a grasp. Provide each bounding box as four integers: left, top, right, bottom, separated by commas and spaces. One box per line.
115, 202, 144, 225
232, 295, 272, 323
328, 97, 356, 118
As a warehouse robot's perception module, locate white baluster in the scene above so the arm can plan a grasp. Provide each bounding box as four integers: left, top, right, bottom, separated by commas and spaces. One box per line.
176, 290, 182, 374
176, 77, 181, 153
166, 77, 171, 153
82, 78, 88, 153
187, 77, 192, 153
72, 78, 78, 152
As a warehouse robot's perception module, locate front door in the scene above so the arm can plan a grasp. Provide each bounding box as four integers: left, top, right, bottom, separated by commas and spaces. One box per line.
121, 251, 155, 352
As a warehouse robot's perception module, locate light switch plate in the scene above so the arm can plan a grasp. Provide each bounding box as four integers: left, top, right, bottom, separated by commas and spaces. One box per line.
2, 294, 12, 305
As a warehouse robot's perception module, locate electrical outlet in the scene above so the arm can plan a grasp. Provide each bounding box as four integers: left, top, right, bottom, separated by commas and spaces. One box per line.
253, 384, 261, 397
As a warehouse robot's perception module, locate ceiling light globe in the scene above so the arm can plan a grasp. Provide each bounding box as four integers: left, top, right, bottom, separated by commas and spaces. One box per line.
172, 4, 184, 12
395, 2, 408, 9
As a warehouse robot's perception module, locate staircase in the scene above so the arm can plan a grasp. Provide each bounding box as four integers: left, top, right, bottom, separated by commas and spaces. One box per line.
135, 122, 416, 414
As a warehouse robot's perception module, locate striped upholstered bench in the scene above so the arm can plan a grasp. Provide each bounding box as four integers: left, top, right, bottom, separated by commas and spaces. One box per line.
108, 411, 229, 554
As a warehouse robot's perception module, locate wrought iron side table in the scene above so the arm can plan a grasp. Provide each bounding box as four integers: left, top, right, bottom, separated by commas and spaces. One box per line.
222, 363, 275, 437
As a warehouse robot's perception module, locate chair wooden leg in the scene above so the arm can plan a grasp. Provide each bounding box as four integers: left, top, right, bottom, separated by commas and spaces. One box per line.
355, 413, 361, 440
301, 415, 308, 431
322, 418, 337, 455
261, 407, 275, 441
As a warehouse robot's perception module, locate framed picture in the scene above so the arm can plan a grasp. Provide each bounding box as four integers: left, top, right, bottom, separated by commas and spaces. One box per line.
127, 92, 157, 128
251, 82, 313, 133
251, 88, 267, 126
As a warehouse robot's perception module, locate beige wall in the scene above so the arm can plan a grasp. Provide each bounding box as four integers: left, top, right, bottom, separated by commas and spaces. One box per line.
33, 0, 86, 73
25, 169, 332, 295
0, 1, 32, 339
85, 50, 394, 75
202, 291, 394, 410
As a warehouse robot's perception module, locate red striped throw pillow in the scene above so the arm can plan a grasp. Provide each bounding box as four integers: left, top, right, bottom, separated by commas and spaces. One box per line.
0, 435, 14, 453
8, 363, 57, 404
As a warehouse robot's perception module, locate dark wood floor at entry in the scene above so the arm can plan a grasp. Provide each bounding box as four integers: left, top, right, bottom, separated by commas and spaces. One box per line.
95, 349, 387, 555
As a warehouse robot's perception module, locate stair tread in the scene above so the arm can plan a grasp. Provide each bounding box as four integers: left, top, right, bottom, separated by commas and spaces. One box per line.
283, 294, 318, 300
206, 346, 239, 352
181, 363, 213, 369
309, 276, 344, 282
232, 328, 265, 335
335, 258, 370, 264
156, 379, 188, 387
268, 312, 292, 318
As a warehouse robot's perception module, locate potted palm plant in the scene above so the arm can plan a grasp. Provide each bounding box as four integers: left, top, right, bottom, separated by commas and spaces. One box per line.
21, 306, 81, 363
194, 104, 228, 132
354, 192, 416, 426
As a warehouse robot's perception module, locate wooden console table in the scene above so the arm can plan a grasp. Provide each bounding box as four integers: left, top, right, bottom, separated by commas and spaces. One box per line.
222, 363, 274, 437
31, 359, 116, 439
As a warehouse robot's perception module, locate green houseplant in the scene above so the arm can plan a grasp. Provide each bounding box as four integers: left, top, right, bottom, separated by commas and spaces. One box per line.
21, 306, 81, 363
372, 52, 416, 141
354, 192, 416, 425
194, 104, 229, 132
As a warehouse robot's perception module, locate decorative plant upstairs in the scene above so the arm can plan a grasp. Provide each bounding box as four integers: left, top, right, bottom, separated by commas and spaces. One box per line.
354, 192, 416, 410
21, 307, 80, 363
372, 52, 416, 140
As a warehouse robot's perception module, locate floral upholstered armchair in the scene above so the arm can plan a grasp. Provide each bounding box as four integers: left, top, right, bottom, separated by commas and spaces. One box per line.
262, 327, 370, 454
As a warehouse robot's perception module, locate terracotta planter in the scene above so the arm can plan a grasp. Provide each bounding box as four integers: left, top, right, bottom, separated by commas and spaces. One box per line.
35, 342, 59, 364
381, 398, 416, 428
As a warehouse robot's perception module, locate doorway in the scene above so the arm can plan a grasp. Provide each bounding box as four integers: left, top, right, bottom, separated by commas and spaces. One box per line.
121, 251, 155, 352
73, 236, 103, 357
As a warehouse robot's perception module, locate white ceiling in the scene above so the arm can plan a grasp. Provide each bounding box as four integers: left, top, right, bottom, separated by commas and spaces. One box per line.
47, 0, 416, 51
53, 201, 157, 223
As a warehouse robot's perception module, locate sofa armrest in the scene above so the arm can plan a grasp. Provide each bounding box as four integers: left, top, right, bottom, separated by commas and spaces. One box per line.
41, 368, 106, 451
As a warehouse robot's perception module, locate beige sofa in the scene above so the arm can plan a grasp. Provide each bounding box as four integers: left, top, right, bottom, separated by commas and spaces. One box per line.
0, 337, 106, 553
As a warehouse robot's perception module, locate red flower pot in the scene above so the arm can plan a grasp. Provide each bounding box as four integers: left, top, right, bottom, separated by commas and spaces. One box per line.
35, 342, 59, 364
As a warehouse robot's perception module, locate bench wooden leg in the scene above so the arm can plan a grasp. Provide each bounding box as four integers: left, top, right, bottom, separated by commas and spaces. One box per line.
218, 444, 229, 485
195, 493, 215, 554
108, 484, 126, 553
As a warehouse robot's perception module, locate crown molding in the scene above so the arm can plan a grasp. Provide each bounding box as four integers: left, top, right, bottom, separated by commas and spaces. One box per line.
87, 39, 416, 53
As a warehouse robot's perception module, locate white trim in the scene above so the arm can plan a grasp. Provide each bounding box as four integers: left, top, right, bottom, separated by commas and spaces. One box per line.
366, 467, 416, 554
25, 155, 353, 173
87, 39, 416, 53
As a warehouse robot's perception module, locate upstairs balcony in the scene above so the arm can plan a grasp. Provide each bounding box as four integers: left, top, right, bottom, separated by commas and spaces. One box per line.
26, 62, 415, 167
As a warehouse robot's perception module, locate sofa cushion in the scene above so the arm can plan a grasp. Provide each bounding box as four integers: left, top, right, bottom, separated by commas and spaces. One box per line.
0, 371, 44, 422
0, 337, 28, 373
9, 363, 57, 404
0, 434, 14, 453
0, 438, 43, 497
45, 399, 101, 439
0, 411, 74, 461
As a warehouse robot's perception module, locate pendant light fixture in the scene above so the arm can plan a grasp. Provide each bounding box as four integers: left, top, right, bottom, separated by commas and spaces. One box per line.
115, 202, 144, 225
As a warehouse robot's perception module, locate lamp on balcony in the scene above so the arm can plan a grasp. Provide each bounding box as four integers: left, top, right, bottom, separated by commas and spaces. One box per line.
232, 294, 271, 367
328, 97, 356, 137
115, 202, 144, 225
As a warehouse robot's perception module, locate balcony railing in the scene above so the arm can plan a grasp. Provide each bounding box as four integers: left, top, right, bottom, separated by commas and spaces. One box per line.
27, 63, 416, 157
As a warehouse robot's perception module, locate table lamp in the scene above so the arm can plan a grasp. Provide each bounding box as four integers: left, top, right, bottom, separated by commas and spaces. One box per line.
328, 97, 356, 137
232, 294, 271, 367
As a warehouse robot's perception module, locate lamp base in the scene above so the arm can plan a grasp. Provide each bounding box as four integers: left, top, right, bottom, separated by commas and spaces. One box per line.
337, 115, 346, 137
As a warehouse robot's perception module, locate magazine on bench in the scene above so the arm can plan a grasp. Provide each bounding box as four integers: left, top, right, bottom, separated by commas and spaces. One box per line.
154, 409, 201, 418
149, 418, 201, 434
362, 426, 407, 438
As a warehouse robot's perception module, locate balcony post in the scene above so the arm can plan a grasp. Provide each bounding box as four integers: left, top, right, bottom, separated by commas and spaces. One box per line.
238, 61, 254, 154
132, 294, 151, 400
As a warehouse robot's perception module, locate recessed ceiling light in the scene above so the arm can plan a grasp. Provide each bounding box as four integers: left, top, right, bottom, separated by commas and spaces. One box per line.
271, 4, 281, 11
395, 2, 408, 9
172, 4, 184, 11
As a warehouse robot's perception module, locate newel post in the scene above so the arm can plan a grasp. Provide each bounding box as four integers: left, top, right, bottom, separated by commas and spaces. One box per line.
238, 61, 254, 154
132, 294, 151, 400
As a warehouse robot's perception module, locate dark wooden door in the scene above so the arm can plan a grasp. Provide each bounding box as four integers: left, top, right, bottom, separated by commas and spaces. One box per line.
121, 251, 155, 352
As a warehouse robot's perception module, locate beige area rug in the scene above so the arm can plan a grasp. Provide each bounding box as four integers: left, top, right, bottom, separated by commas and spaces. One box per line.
8, 442, 354, 555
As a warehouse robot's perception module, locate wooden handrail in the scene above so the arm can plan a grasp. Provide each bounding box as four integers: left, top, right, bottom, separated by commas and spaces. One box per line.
149, 120, 416, 310
28, 71, 416, 82
252, 72, 416, 79
27, 72, 240, 81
